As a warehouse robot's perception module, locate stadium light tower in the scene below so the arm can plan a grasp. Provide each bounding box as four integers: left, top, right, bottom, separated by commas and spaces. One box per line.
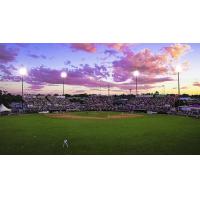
176, 65, 182, 96
19, 67, 28, 110
60, 71, 67, 96
107, 85, 110, 96
133, 70, 140, 96
162, 85, 165, 95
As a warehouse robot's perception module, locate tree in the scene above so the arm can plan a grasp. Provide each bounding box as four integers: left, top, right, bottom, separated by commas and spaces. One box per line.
0, 90, 22, 107
154, 91, 159, 96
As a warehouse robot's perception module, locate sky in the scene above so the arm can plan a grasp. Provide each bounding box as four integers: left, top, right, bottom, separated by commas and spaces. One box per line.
0, 43, 199, 95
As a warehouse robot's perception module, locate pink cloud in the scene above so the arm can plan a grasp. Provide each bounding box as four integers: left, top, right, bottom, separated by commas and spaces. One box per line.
112, 44, 191, 83
117, 76, 173, 90
70, 43, 96, 53
106, 43, 130, 52
28, 84, 45, 90
163, 43, 191, 59
181, 86, 188, 89
112, 48, 170, 82
118, 84, 154, 91
193, 82, 200, 87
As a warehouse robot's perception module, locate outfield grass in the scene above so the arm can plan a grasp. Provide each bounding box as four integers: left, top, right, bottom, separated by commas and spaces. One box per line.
0, 112, 200, 155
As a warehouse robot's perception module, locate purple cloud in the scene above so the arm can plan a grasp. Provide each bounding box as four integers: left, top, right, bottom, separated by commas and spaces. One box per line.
116, 76, 173, 90
28, 54, 47, 59
28, 54, 40, 59
0, 64, 16, 75
0, 44, 18, 64
104, 49, 118, 56
0, 64, 19, 81
181, 86, 188, 89
28, 84, 46, 90
0, 62, 174, 92
64, 60, 71, 65
1, 43, 191, 93
118, 84, 155, 91
22, 64, 111, 90
41, 55, 47, 59
24, 64, 173, 91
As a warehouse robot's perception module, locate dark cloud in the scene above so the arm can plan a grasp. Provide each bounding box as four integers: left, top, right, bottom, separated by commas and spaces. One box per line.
104, 49, 118, 56
0, 64, 18, 81
64, 60, 71, 65
0, 44, 18, 64
28, 54, 47, 59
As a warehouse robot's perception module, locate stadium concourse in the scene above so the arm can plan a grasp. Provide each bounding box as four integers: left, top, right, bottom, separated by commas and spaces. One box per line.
8, 94, 200, 118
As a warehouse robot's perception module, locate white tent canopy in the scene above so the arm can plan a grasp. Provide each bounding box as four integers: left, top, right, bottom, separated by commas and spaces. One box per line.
0, 104, 11, 113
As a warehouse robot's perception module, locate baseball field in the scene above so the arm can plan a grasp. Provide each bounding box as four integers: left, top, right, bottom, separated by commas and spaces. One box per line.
0, 112, 200, 155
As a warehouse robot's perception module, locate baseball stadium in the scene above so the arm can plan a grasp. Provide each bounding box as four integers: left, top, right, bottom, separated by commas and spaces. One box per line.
0, 43, 200, 155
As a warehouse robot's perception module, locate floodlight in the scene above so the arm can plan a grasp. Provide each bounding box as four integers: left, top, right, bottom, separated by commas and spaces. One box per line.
175, 65, 182, 96
61, 71, 67, 78
60, 72, 67, 95
19, 67, 27, 111
176, 65, 182, 73
19, 67, 27, 76
133, 70, 140, 77
132, 70, 140, 95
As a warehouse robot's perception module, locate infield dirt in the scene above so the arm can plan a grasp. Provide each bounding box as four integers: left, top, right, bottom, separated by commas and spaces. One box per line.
46, 113, 144, 120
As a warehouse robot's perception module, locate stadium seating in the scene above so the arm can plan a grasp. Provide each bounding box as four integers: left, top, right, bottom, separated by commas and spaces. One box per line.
16, 94, 178, 114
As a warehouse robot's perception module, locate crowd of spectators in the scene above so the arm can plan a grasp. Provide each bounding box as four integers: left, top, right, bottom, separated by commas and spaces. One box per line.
24, 95, 50, 112
15, 94, 178, 114
126, 95, 177, 113
83, 96, 115, 111
49, 96, 83, 111
22, 95, 83, 112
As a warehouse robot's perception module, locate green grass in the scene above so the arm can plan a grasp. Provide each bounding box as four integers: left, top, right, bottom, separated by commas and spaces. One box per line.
0, 112, 200, 155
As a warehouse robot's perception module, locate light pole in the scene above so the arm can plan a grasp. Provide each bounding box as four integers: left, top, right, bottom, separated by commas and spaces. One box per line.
19, 67, 27, 111
162, 85, 165, 95
107, 85, 110, 96
60, 72, 67, 96
133, 70, 140, 96
176, 65, 182, 96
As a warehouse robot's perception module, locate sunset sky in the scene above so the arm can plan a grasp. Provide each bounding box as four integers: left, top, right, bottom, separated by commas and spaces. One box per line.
0, 43, 199, 95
